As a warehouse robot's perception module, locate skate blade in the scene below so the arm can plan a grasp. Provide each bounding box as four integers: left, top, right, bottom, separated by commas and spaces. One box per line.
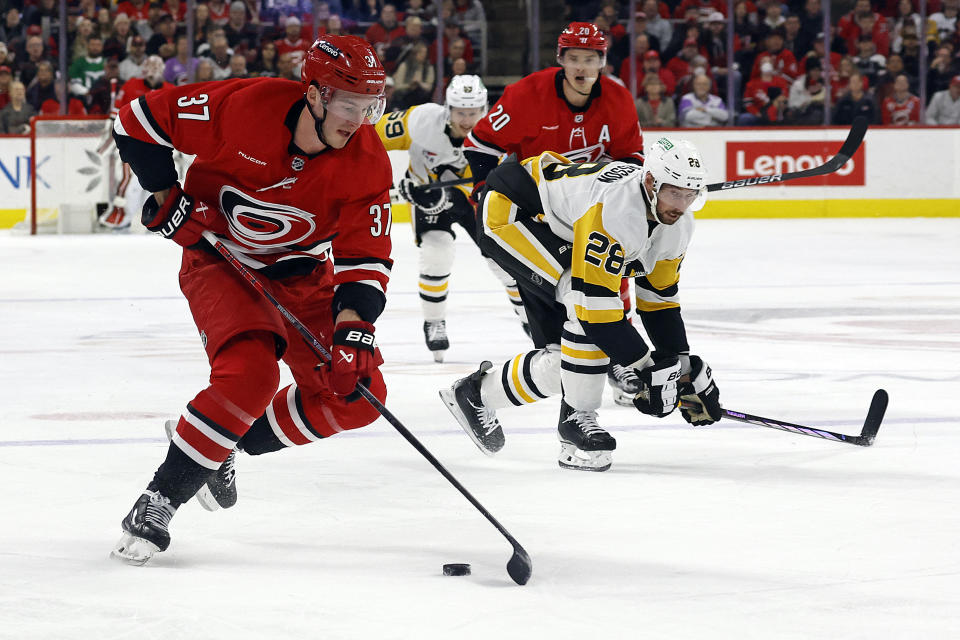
558, 443, 612, 472
432, 350, 446, 363
611, 388, 636, 407
111, 532, 160, 566
438, 388, 500, 457
194, 485, 222, 512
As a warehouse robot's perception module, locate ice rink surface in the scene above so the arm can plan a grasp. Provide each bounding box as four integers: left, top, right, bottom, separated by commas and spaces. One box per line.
1, 218, 958, 639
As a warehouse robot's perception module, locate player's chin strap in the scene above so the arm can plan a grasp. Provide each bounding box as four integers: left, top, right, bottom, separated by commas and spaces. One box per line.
306, 90, 331, 147
563, 74, 593, 97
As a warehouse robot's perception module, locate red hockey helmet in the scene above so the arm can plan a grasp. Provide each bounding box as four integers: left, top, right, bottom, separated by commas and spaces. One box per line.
556, 22, 607, 58
301, 35, 387, 124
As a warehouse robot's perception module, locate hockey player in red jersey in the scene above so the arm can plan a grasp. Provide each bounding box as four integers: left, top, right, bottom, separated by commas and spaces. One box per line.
464, 22, 644, 192
98, 55, 171, 230
110, 36, 394, 565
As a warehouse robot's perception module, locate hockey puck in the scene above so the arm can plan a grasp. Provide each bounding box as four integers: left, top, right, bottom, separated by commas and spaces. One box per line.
443, 563, 471, 576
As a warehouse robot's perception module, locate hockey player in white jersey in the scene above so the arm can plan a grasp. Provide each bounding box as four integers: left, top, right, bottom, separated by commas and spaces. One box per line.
440, 138, 723, 471
376, 76, 527, 361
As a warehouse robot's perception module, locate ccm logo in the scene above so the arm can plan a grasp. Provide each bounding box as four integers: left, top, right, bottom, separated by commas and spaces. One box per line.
160, 196, 191, 238
346, 330, 376, 346
725, 141, 866, 186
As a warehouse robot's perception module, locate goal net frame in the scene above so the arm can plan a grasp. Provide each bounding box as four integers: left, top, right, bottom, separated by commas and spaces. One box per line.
28, 114, 113, 235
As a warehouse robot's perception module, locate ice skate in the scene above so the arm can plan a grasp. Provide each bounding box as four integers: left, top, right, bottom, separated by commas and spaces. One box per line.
608, 363, 641, 407
111, 490, 177, 566
164, 420, 237, 511
423, 320, 449, 362
557, 401, 616, 472
98, 205, 130, 231
439, 361, 505, 455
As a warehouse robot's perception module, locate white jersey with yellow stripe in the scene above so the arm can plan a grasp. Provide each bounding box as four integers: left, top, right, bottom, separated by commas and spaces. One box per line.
524, 151, 693, 286
376, 103, 471, 187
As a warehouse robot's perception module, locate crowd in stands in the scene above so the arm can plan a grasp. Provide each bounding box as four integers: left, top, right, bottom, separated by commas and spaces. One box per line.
0, 0, 487, 132
1, 0, 959, 133
568, 0, 960, 126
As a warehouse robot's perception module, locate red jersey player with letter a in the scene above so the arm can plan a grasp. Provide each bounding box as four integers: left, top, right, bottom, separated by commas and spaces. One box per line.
110, 36, 394, 566
465, 22, 644, 191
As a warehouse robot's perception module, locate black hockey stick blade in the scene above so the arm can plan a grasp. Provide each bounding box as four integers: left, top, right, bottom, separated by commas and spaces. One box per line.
854, 388, 888, 446
413, 177, 474, 192
682, 385, 884, 447
507, 544, 533, 585
707, 116, 868, 192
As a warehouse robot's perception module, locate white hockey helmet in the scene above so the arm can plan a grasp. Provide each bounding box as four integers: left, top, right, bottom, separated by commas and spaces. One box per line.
642, 137, 708, 220
445, 74, 488, 110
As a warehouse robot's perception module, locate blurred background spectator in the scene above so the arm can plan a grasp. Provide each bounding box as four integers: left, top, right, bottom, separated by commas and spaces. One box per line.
678, 72, 728, 126
1, 80, 35, 133
393, 40, 434, 108
926, 75, 960, 124
636, 73, 676, 126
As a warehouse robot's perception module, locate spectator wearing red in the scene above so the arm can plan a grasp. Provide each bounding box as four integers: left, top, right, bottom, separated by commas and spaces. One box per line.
207, 0, 231, 25
116, 0, 151, 22
845, 12, 890, 56
750, 28, 799, 80
275, 16, 310, 66
798, 33, 843, 74
674, 0, 727, 20
430, 20, 475, 65
831, 56, 872, 102
741, 59, 790, 122
617, 33, 653, 81
881, 73, 921, 124
163, 0, 188, 22
666, 37, 703, 82
365, 4, 405, 48
837, 0, 883, 42
636, 49, 677, 97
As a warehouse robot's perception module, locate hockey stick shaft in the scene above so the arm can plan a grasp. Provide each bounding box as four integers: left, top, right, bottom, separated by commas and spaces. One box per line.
201, 231, 532, 584
412, 177, 473, 192
681, 388, 887, 446
706, 116, 868, 192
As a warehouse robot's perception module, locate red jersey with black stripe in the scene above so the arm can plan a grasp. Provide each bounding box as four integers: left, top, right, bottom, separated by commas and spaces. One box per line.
465, 68, 644, 166
114, 77, 393, 314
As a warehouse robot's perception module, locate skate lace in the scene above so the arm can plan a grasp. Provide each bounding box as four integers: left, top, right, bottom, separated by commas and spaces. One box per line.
570, 410, 605, 437
468, 399, 501, 435
427, 321, 447, 341
144, 492, 176, 528
220, 451, 237, 486
611, 364, 639, 387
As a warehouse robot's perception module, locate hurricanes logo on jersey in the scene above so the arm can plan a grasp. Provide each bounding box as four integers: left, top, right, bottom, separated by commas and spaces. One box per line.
219, 186, 316, 251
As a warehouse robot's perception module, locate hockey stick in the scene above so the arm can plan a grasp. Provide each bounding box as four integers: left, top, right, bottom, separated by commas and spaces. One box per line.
201, 231, 532, 585
681, 388, 888, 446
706, 116, 869, 192
412, 177, 474, 192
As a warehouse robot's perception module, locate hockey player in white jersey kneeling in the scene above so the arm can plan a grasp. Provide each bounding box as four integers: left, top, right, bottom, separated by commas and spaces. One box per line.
440, 138, 723, 471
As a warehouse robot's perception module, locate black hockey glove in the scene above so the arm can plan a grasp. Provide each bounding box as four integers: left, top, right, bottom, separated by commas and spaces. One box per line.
398, 176, 451, 215
678, 356, 722, 426
633, 354, 681, 418
141, 182, 206, 248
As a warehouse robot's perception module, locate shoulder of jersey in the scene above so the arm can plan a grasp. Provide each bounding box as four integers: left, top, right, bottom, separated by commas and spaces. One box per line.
505, 68, 558, 96
406, 102, 448, 141
599, 75, 634, 103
